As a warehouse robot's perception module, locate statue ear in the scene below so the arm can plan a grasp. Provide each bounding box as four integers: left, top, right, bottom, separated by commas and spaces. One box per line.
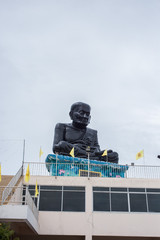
69, 111, 73, 120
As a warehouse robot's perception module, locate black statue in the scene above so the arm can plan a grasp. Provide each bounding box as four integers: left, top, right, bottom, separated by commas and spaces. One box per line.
53, 102, 118, 163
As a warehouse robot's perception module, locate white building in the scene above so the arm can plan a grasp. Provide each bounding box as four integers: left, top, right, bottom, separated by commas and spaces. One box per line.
1, 160, 160, 240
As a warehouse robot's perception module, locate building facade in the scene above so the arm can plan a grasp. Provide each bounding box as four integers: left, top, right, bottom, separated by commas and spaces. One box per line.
1, 161, 160, 240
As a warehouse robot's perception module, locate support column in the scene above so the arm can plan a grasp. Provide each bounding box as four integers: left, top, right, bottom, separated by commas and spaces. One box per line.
85, 179, 93, 240
85, 234, 92, 240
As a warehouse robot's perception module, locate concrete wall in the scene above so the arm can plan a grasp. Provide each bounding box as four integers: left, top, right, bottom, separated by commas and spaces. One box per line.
25, 176, 160, 238
0, 205, 39, 234
26, 175, 160, 189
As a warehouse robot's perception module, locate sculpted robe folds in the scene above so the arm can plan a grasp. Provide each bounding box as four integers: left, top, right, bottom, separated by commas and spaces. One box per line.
53, 123, 100, 159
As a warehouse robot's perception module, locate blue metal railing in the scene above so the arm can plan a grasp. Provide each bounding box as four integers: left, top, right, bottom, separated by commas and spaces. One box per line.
22, 154, 160, 179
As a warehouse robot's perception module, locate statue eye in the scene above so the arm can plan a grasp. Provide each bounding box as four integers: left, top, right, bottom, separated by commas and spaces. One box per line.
78, 110, 90, 116
79, 111, 84, 114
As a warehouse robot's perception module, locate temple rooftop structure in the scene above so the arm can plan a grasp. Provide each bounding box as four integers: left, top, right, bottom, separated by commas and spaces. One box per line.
1, 155, 160, 240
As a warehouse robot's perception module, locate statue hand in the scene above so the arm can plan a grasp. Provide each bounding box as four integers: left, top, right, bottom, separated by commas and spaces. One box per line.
53, 141, 73, 153
95, 149, 118, 164
94, 149, 113, 156
94, 150, 108, 162
53, 141, 85, 156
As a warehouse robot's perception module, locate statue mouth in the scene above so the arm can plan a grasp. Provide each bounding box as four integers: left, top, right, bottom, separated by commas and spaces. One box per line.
81, 118, 88, 122
78, 118, 88, 124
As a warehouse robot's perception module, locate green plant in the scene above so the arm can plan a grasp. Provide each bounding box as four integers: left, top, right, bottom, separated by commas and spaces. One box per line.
0, 223, 19, 240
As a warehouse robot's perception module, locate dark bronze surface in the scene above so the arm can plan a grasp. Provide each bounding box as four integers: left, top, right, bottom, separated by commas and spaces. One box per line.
53, 102, 118, 163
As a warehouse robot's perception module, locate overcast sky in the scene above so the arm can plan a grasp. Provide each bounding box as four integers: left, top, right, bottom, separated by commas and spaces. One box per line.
1, 0, 160, 174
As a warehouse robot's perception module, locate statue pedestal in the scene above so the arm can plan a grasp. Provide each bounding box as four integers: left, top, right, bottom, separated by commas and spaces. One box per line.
45, 154, 129, 178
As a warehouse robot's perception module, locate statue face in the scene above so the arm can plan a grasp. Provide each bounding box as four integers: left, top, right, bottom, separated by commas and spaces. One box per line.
70, 104, 91, 127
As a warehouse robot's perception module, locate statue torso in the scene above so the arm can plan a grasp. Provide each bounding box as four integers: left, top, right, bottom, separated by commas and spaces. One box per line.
65, 124, 86, 142
65, 123, 96, 147
53, 123, 100, 154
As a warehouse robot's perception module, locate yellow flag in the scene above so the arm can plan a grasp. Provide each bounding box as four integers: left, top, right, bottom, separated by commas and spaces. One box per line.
35, 180, 39, 197
25, 164, 30, 182
70, 147, 74, 158
136, 150, 144, 160
0, 164, 1, 182
102, 149, 107, 156
39, 147, 43, 158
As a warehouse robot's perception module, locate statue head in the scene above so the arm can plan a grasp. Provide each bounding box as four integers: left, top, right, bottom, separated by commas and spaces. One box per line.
69, 102, 91, 128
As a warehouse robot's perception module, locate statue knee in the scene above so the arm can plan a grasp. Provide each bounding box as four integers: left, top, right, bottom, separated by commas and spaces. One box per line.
108, 151, 119, 164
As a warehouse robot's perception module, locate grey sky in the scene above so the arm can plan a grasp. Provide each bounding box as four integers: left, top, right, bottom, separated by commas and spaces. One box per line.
0, 0, 160, 174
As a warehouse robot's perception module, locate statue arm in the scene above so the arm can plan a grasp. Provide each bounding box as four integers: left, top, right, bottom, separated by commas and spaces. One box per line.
88, 130, 100, 154
94, 131, 100, 152
88, 130, 100, 158
53, 123, 83, 155
53, 123, 67, 152
53, 123, 65, 145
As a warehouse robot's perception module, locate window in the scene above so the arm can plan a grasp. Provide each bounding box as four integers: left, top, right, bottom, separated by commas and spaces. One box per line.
93, 187, 160, 213
28, 185, 85, 212
111, 193, 128, 212
63, 186, 85, 212
147, 194, 160, 212
147, 189, 160, 212
129, 193, 147, 212
27, 185, 38, 207
39, 188, 62, 211
93, 187, 128, 212
93, 192, 110, 211
63, 191, 85, 212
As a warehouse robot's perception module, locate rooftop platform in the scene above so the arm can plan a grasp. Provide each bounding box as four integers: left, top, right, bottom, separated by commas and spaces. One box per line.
1, 155, 160, 240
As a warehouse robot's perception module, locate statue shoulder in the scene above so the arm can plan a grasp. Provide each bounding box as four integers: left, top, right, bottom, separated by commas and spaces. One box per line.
86, 127, 98, 135
55, 123, 70, 130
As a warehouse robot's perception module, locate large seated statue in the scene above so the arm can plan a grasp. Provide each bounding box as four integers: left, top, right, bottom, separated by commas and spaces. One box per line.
53, 102, 118, 164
